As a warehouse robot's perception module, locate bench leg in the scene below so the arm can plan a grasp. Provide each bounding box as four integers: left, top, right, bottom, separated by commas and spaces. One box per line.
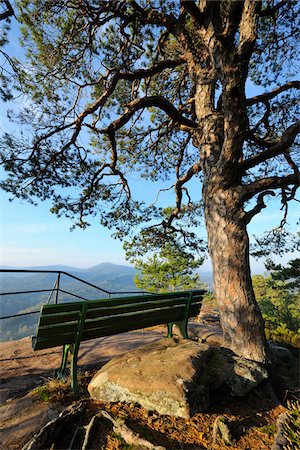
167, 322, 174, 337
69, 344, 79, 396
167, 321, 189, 339
177, 320, 189, 339
56, 344, 69, 380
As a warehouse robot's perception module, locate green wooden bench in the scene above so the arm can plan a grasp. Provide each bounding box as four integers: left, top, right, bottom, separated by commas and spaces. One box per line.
32, 289, 206, 394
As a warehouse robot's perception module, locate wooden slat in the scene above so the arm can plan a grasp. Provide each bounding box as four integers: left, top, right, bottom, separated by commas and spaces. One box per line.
82, 309, 185, 341
37, 290, 204, 317
32, 332, 77, 350
36, 321, 79, 339
85, 297, 188, 319
40, 302, 83, 314
191, 295, 204, 304
83, 305, 186, 332
85, 291, 191, 310
39, 311, 81, 326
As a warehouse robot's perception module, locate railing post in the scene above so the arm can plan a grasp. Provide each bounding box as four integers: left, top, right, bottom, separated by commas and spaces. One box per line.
55, 272, 61, 304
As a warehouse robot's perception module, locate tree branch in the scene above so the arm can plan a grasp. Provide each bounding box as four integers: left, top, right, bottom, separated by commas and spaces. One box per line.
246, 81, 300, 106
246, 133, 276, 149
245, 191, 275, 224
0, 0, 14, 21
180, 0, 205, 25
243, 173, 300, 200
238, 0, 261, 59
165, 159, 202, 228
122, 0, 176, 29
118, 59, 185, 81
241, 121, 300, 171
106, 96, 198, 134
260, 1, 289, 18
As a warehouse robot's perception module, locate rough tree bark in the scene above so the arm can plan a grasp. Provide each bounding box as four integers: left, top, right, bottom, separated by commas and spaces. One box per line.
204, 185, 268, 362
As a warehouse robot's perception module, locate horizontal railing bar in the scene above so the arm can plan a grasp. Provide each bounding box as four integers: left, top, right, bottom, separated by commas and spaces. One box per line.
1, 310, 40, 320
0, 269, 152, 321
0, 269, 150, 296
58, 288, 90, 301
0, 269, 111, 294
0, 288, 92, 299
1, 289, 54, 296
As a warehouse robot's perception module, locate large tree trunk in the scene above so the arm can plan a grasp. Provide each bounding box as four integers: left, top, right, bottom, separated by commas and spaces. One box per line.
182, 5, 270, 363
203, 183, 269, 363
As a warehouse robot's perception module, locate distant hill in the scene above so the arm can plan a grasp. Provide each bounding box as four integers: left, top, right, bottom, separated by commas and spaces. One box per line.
0, 263, 138, 342
0, 263, 212, 342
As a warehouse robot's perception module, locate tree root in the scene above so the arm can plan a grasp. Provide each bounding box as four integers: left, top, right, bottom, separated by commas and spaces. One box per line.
21, 402, 165, 450
99, 410, 166, 450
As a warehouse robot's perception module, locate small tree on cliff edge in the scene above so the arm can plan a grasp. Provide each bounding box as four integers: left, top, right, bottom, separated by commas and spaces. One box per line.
1, 1, 299, 363
134, 243, 205, 293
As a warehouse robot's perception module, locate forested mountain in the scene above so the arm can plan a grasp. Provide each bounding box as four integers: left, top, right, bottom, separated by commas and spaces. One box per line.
0, 263, 213, 341
0, 263, 137, 342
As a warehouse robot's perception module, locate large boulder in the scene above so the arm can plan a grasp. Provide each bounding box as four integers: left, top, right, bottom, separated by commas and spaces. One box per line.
88, 338, 268, 418
269, 342, 295, 366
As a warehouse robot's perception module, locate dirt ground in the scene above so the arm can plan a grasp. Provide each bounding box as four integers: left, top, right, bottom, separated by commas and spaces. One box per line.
0, 324, 298, 450
0, 329, 164, 449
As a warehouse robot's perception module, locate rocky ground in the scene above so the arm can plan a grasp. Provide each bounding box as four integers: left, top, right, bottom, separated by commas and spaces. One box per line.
0, 315, 299, 450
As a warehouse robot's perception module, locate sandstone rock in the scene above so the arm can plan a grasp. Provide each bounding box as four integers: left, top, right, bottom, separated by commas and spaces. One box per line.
88, 338, 268, 418
269, 342, 295, 366
188, 322, 224, 346
89, 338, 211, 418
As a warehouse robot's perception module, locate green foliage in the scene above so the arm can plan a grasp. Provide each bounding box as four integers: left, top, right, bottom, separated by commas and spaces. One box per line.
260, 424, 276, 437
252, 259, 300, 346
266, 257, 300, 291
133, 243, 205, 293
0, 1, 15, 101
32, 386, 51, 403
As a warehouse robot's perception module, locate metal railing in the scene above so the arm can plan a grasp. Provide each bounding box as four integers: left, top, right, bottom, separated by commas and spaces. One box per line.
0, 269, 147, 321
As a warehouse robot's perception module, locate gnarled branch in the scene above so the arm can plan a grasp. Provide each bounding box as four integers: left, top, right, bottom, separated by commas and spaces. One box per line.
243, 173, 299, 200
246, 81, 300, 106
260, 1, 289, 18
0, 0, 13, 21
105, 95, 198, 134
241, 121, 300, 171
245, 191, 275, 224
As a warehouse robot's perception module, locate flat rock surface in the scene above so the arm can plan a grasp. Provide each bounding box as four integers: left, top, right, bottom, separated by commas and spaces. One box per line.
0, 330, 164, 403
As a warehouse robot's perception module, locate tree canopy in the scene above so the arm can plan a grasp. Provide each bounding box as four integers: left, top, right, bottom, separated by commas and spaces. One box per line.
1, 0, 298, 254
1, 1, 299, 362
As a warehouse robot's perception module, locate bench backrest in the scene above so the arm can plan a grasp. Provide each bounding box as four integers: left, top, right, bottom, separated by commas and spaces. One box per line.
33, 290, 205, 350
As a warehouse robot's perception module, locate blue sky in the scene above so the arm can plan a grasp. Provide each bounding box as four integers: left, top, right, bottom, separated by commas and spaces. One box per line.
0, 16, 299, 274
1, 175, 299, 272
